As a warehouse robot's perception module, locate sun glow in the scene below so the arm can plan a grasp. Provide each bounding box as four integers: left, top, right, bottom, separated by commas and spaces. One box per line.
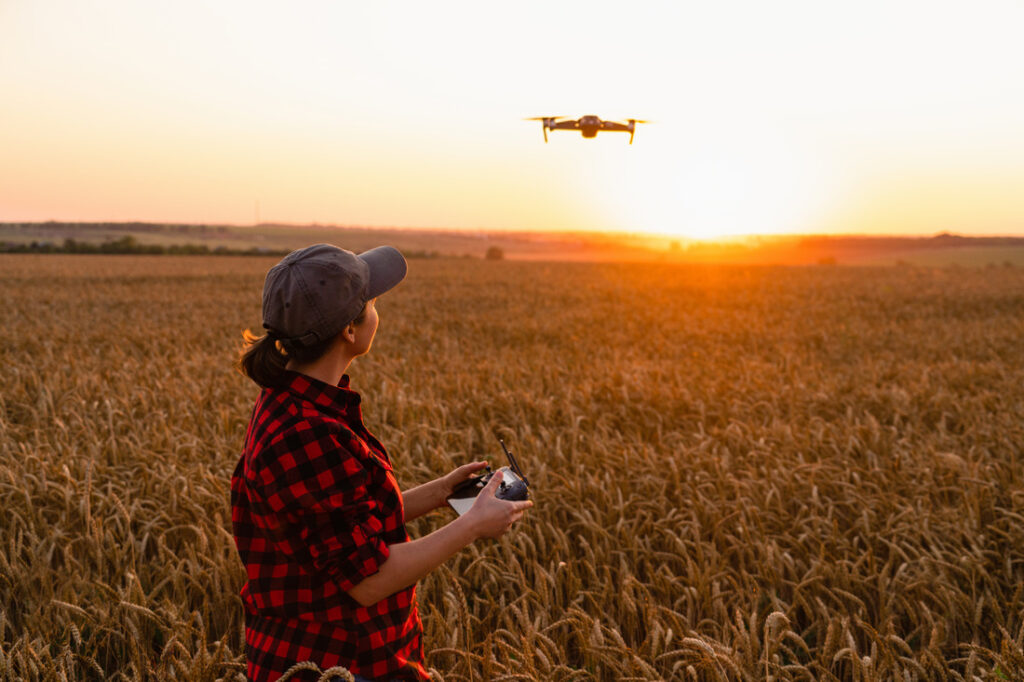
577, 128, 842, 240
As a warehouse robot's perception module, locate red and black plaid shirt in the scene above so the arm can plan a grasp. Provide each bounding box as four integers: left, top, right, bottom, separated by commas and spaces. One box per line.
231, 371, 429, 681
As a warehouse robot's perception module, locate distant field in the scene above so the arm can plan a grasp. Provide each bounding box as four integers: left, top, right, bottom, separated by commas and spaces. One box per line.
0, 222, 653, 261
855, 246, 1024, 267
2, 256, 1023, 680
5, 221, 1024, 266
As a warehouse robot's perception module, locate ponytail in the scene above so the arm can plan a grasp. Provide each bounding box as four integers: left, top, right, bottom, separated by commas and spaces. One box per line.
238, 302, 369, 388
238, 330, 289, 389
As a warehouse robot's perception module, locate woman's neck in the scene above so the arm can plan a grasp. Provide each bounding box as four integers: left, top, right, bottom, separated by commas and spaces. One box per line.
286, 348, 354, 387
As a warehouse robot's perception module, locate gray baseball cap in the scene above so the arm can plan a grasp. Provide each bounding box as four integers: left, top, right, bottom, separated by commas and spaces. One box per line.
261, 243, 407, 347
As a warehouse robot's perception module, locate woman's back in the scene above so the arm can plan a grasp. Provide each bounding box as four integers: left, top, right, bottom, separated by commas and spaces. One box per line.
232, 371, 427, 681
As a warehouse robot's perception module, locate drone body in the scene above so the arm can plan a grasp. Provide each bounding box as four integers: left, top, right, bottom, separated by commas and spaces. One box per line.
526, 115, 648, 143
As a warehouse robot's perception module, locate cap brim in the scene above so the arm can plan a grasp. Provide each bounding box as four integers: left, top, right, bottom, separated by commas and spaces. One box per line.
358, 246, 408, 299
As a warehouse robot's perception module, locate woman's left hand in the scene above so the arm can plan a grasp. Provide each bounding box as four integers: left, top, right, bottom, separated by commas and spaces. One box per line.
438, 461, 490, 508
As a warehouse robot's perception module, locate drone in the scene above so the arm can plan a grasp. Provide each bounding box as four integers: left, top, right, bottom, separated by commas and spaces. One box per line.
525, 115, 649, 144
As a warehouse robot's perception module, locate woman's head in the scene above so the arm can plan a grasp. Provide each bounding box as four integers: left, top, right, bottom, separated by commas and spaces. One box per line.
239, 244, 406, 388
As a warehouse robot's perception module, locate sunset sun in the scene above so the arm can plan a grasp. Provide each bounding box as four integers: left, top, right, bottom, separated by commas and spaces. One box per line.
574, 127, 840, 240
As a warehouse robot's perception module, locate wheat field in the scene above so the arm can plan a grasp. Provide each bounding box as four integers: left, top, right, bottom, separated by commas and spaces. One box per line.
1, 254, 1022, 681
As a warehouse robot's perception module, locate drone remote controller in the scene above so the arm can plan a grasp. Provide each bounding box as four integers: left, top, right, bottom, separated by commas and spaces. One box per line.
446, 439, 531, 516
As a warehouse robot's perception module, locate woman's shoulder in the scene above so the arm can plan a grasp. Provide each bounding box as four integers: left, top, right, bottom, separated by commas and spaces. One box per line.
252, 391, 377, 459
252, 382, 343, 426
243, 414, 369, 491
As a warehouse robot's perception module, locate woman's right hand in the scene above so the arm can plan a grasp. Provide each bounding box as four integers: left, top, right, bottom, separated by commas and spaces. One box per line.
465, 470, 534, 539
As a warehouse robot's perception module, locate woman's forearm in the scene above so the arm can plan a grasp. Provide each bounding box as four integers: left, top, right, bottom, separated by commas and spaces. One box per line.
350, 473, 532, 606
402, 478, 447, 521
347, 513, 478, 606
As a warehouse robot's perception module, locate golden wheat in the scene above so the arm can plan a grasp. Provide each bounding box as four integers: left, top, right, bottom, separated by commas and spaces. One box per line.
1, 254, 1023, 680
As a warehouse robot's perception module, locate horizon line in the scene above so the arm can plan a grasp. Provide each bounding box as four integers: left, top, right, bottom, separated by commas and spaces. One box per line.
3, 219, 1024, 242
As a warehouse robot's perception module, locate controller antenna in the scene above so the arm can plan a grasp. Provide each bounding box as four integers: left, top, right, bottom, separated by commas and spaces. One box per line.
499, 438, 530, 487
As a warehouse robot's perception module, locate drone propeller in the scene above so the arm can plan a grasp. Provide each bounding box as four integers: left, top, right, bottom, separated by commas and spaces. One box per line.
525, 116, 559, 142
627, 119, 650, 144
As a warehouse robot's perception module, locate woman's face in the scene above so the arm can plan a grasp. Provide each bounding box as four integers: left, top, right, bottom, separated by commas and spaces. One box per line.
352, 298, 379, 356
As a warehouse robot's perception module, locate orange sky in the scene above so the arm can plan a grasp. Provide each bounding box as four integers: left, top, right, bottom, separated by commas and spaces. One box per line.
1, 1, 1023, 239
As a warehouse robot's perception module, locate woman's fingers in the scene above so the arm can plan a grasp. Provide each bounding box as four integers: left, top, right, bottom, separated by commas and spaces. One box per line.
506, 503, 531, 525
442, 461, 490, 501
459, 461, 489, 475
466, 473, 534, 539
451, 461, 489, 484
482, 469, 504, 494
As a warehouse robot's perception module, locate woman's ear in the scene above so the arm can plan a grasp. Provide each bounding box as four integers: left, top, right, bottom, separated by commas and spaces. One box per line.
340, 322, 357, 344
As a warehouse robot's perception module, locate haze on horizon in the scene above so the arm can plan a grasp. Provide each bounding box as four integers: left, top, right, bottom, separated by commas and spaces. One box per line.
1, 0, 1023, 240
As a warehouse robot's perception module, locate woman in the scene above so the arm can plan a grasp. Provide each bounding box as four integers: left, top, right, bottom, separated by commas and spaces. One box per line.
231, 244, 532, 681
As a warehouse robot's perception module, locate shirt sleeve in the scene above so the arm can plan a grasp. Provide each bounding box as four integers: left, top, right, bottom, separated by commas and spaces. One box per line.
251, 420, 391, 593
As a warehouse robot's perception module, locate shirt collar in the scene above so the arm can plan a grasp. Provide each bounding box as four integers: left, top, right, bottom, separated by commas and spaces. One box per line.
283, 370, 361, 417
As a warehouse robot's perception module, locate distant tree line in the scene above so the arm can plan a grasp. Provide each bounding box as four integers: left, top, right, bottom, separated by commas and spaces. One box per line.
0, 236, 288, 256
0, 236, 448, 259
0, 221, 232, 234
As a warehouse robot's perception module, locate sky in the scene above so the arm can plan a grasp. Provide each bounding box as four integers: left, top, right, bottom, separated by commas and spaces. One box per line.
1, 0, 1023, 239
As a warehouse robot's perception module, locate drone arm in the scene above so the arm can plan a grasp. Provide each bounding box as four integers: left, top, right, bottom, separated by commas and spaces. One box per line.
543, 123, 548, 143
